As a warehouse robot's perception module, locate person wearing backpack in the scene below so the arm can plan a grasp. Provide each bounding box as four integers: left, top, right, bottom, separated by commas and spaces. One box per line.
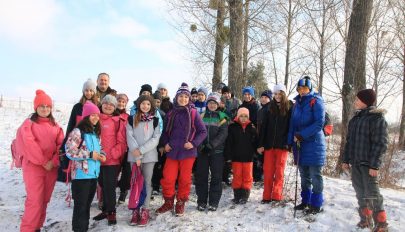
115, 93, 131, 204
58, 79, 99, 183
19, 90, 64, 232
257, 84, 293, 203
342, 89, 389, 231
288, 76, 326, 214
126, 95, 161, 226
156, 83, 207, 216
92, 95, 127, 225
65, 100, 106, 232
195, 92, 229, 212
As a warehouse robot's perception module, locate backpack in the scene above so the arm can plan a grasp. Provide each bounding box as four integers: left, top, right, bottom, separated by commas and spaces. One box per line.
309, 98, 333, 136
10, 120, 33, 169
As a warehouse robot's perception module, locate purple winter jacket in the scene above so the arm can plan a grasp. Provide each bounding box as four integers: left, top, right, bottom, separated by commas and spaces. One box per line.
161, 106, 207, 160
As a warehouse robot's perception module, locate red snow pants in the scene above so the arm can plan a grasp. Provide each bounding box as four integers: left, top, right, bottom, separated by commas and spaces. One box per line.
262, 149, 288, 201
231, 162, 253, 190
161, 157, 195, 200
20, 163, 57, 232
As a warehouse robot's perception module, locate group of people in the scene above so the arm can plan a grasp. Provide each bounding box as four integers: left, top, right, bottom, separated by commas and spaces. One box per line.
15, 73, 389, 232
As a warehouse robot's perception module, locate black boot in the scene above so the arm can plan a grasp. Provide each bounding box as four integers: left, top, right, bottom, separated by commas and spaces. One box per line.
239, 189, 250, 204
232, 189, 242, 204
304, 205, 323, 215
93, 211, 107, 221
294, 202, 309, 210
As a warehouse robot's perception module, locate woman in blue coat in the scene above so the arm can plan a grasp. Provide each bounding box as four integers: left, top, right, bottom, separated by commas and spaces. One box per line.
288, 76, 326, 214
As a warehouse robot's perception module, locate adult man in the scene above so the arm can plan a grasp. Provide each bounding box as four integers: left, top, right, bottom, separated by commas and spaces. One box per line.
96, 73, 117, 102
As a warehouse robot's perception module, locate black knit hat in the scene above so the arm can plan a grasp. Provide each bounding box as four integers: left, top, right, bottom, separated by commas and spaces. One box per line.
153, 90, 162, 100
261, 90, 273, 99
139, 84, 153, 96
357, 89, 376, 106
191, 87, 198, 95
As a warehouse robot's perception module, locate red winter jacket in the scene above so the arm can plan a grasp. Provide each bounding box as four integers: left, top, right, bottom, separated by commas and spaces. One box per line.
100, 113, 127, 166
20, 117, 64, 168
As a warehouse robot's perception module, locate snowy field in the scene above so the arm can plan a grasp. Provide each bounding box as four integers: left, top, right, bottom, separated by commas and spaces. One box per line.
0, 103, 404, 232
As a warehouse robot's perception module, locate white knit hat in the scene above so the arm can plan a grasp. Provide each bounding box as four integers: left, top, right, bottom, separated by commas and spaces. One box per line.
273, 84, 286, 94
82, 78, 97, 93
101, 94, 118, 108
157, 83, 168, 90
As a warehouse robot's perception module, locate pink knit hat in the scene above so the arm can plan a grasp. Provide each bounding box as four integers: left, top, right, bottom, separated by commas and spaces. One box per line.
82, 101, 100, 118
34, 89, 52, 110
237, 107, 249, 118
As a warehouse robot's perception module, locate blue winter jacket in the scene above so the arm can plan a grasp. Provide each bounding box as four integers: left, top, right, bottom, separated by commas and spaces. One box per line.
65, 129, 101, 179
288, 91, 326, 166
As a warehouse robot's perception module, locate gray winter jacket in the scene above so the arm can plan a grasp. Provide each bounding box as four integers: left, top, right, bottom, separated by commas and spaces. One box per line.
126, 118, 161, 164
343, 107, 388, 169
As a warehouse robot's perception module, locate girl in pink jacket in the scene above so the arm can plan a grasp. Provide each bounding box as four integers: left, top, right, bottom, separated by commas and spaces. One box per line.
93, 94, 127, 225
19, 90, 64, 232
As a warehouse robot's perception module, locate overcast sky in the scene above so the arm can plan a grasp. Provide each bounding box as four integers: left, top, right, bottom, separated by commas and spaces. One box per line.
0, 0, 195, 104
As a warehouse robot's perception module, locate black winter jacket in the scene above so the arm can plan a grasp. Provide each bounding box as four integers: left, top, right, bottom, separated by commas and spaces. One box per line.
199, 111, 229, 155
343, 107, 388, 169
224, 120, 258, 162
257, 102, 270, 133
259, 100, 293, 150
239, 98, 260, 126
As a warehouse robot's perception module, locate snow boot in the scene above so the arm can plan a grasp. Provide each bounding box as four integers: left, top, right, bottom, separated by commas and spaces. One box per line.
294, 203, 309, 210
239, 189, 250, 204
304, 205, 323, 215
107, 211, 117, 225
372, 210, 388, 232
129, 209, 140, 226
156, 196, 175, 214
357, 207, 373, 229
232, 189, 242, 204
93, 211, 107, 221
175, 199, 187, 216
208, 205, 218, 211
138, 208, 150, 227
197, 203, 207, 211
118, 190, 128, 204
261, 199, 272, 204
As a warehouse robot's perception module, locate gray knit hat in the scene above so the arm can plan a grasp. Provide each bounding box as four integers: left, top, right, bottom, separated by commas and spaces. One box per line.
82, 78, 97, 93
101, 94, 118, 108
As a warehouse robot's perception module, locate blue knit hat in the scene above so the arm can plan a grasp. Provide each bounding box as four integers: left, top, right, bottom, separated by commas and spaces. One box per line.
242, 86, 255, 97
261, 90, 273, 99
198, 87, 208, 97
297, 76, 312, 91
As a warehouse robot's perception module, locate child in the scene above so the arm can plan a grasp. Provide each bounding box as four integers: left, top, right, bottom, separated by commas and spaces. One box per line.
58, 79, 99, 182
19, 90, 64, 232
342, 89, 388, 231
194, 87, 208, 114
156, 82, 207, 216
157, 83, 173, 114
195, 92, 228, 211
93, 95, 127, 225
257, 84, 292, 203
116, 93, 131, 204
224, 107, 258, 204
126, 95, 161, 226
65, 101, 106, 232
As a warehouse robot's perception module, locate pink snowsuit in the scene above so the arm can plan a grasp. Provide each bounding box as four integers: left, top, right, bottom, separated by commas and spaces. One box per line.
19, 117, 64, 232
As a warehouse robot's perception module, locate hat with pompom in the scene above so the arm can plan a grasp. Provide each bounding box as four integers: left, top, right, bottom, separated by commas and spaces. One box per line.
34, 89, 53, 110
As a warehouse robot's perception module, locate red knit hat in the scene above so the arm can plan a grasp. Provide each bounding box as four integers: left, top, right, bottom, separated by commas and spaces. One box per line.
82, 101, 100, 118
357, 89, 376, 106
34, 89, 52, 110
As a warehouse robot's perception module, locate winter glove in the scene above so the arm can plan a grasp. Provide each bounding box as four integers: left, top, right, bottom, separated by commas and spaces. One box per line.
201, 143, 213, 154
294, 133, 304, 142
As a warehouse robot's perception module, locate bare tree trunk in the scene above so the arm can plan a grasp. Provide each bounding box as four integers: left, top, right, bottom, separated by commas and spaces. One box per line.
212, 0, 226, 92
318, 2, 326, 96
337, 0, 373, 173
284, 0, 293, 87
228, 0, 244, 98
242, 0, 250, 87
399, 45, 405, 149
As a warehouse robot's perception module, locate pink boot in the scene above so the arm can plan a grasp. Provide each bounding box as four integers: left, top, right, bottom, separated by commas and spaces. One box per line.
130, 209, 140, 226
138, 208, 150, 227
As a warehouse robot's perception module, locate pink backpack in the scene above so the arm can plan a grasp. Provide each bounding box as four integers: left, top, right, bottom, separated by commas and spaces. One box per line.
10, 120, 32, 169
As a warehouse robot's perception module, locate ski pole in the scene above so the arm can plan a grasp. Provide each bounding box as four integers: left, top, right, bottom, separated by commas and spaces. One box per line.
294, 141, 301, 218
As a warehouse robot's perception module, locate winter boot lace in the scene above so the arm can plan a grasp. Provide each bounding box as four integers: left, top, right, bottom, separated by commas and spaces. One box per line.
129, 209, 140, 226
138, 208, 150, 227
175, 199, 186, 216
372, 210, 388, 232
156, 196, 175, 214
107, 211, 117, 225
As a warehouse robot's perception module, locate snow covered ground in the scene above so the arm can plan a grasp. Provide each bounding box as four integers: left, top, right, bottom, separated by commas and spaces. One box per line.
0, 104, 404, 232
